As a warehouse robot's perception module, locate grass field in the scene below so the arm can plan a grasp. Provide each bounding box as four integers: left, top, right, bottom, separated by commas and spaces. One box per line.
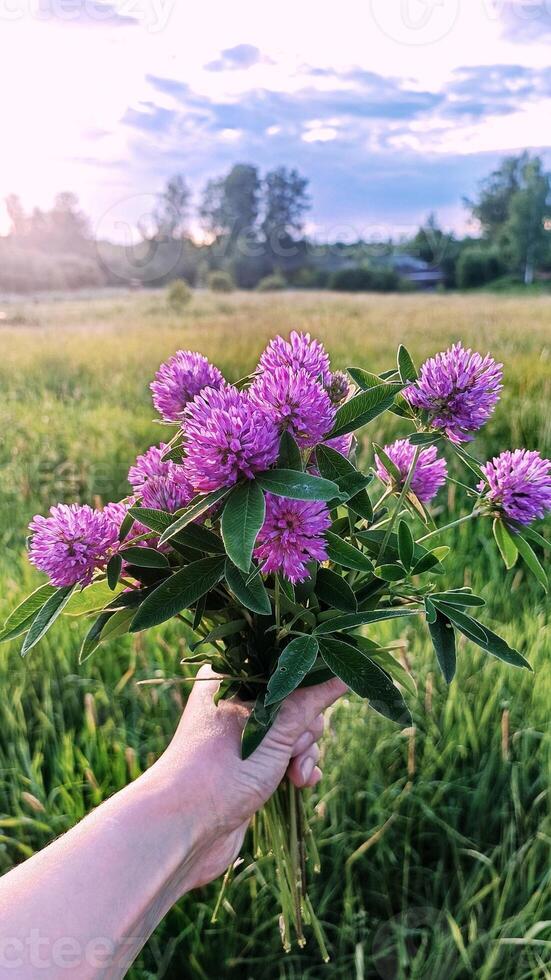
0, 289, 550, 979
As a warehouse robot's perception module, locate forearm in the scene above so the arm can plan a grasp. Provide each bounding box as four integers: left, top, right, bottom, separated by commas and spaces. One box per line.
0, 767, 204, 979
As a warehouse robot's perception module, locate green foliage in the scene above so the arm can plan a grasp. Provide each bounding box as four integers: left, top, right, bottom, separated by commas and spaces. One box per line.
166, 278, 192, 312
330, 264, 402, 292
457, 247, 505, 288
256, 273, 287, 292
207, 269, 235, 293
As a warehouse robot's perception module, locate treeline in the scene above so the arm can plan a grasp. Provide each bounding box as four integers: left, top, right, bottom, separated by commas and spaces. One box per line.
1, 154, 549, 294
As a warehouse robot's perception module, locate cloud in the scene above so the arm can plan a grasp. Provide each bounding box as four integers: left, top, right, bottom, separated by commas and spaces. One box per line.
36, 0, 139, 27
204, 44, 270, 72
498, 0, 551, 40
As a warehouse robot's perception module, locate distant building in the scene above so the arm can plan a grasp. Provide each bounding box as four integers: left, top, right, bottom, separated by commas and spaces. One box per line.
387, 254, 446, 290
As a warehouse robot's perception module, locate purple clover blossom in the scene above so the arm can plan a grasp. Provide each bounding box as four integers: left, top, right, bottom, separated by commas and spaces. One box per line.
325, 370, 350, 406
324, 433, 355, 459
183, 385, 280, 493
254, 494, 331, 583
258, 331, 331, 383
141, 475, 195, 513
404, 343, 503, 442
479, 449, 551, 526
28, 504, 120, 588
376, 438, 448, 503
128, 442, 194, 509
128, 443, 174, 491
250, 366, 335, 450
151, 350, 225, 422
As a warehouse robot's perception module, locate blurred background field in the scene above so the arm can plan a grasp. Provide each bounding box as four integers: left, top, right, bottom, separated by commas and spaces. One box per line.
0, 289, 549, 978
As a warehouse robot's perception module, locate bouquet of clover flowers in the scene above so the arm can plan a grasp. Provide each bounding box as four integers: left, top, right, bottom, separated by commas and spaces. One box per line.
3, 333, 551, 954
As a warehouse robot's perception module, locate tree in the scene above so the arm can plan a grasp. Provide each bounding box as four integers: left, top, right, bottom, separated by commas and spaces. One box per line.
153, 176, 191, 240
465, 153, 529, 239
261, 167, 310, 247
505, 160, 550, 285
200, 164, 260, 247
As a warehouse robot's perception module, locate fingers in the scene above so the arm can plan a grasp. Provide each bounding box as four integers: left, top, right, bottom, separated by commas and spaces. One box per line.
291, 714, 324, 756
288, 743, 322, 788
185, 665, 223, 713
274, 677, 347, 745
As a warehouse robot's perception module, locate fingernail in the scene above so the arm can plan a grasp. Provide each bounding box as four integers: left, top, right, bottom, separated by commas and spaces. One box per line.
300, 757, 315, 783
311, 766, 322, 786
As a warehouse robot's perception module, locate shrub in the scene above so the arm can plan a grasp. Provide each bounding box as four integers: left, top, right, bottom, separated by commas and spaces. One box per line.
167, 278, 192, 312
256, 273, 287, 292
457, 248, 505, 289
330, 266, 371, 292
207, 270, 235, 293
291, 267, 330, 289
330, 265, 400, 292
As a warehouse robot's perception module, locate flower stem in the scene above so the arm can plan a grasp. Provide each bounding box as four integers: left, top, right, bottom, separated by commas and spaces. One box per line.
377, 446, 422, 563
417, 510, 481, 545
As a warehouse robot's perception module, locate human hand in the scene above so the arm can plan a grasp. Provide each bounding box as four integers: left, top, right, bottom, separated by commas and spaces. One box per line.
151, 666, 347, 889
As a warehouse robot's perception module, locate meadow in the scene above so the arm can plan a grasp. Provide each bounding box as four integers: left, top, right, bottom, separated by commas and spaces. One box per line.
0, 289, 549, 979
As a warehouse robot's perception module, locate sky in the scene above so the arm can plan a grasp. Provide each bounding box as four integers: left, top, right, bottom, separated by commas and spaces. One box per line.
0, 0, 550, 240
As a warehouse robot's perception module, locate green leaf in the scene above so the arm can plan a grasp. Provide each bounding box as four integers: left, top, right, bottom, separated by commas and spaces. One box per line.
127, 506, 173, 535
434, 604, 531, 670
118, 510, 135, 542
221, 481, 266, 573
225, 560, 272, 616
397, 345, 418, 383
256, 469, 340, 501
374, 564, 406, 583
314, 608, 418, 636
107, 554, 123, 589
466, 622, 532, 670
432, 603, 488, 644
427, 609, 457, 683
315, 445, 371, 501
241, 698, 279, 759
325, 531, 374, 572
169, 524, 224, 554
347, 367, 384, 390
373, 443, 402, 483
265, 636, 319, 706
493, 519, 519, 570
191, 620, 247, 650
278, 431, 303, 471
0, 584, 56, 643
357, 643, 417, 699
347, 489, 373, 522
514, 533, 548, 592
121, 547, 170, 569
431, 591, 485, 608
397, 520, 414, 570
63, 580, 124, 616
79, 608, 134, 664
411, 551, 443, 575
158, 488, 231, 545
316, 568, 357, 612
21, 586, 76, 656
319, 637, 411, 725
408, 432, 442, 447
330, 384, 402, 439
425, 597, 437, 623
130, 557, 225, 632
514, 523, 550, 551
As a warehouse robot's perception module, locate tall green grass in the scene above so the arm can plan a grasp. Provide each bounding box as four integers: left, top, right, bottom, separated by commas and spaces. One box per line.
0, 290, 549, 978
